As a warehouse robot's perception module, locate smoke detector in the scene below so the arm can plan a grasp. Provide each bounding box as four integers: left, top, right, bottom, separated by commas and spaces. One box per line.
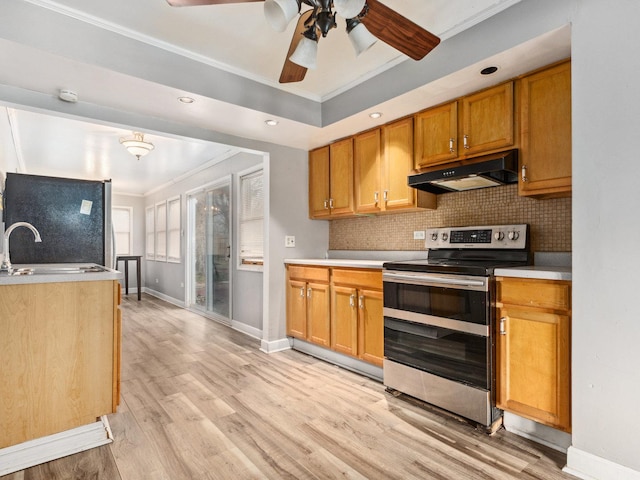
58, 89, 78, 103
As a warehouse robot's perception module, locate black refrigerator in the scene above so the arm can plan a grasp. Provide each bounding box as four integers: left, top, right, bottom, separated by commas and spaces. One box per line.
3, 173, 113, 267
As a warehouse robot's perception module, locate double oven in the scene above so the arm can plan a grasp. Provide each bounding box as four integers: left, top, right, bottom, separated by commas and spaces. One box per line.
382, 224, 529, 427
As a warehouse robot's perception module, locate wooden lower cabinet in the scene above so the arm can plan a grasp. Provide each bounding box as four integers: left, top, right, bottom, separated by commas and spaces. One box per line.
0, 280, 121, 449
286, 265, 383, 367
496, 277, 571, 432
331, 269, 384, 367
286, 266, 331, 347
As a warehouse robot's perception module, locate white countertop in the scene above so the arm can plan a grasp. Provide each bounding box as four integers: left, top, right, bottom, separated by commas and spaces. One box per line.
0, 263, 123, 285
495, 265, 572, 281
284, 258, 386, 269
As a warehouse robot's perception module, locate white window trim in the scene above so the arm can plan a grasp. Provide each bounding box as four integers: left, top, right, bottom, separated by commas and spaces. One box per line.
145, 205, 155, 260
155, 200, 167, 262
167, 195, 181, 264
236, 165, 264, 272
112, 205, 133, 257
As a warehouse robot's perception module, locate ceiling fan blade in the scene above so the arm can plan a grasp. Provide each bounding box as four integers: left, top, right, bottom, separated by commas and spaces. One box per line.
279, 10, 313, 84
361, 0, 440, 61
166, 0, 263, 6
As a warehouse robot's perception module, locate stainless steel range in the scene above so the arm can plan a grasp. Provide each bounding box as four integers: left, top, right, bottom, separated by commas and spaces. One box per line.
382, 224, 530, 429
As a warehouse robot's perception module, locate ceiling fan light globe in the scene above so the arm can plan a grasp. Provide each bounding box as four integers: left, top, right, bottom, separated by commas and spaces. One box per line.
333, 0, 366, 19
289, 36, 318, 69
264, 0, 299, 32
348, 22, 377, 56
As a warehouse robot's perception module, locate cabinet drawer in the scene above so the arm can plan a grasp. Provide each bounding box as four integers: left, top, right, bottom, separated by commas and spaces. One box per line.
331, 268, 382, 289
288, 265, 329, 283
497, 277, 571, 311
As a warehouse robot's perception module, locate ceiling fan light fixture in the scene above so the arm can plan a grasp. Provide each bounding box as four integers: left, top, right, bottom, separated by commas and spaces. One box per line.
119, 132, 154, 160
333, 0, 366, 19
289, 28, 318, 69
347, 19, 377, 56
264, 0, 300, 32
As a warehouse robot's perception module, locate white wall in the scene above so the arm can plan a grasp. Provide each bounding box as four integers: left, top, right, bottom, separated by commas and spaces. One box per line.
569, 0, 640, 477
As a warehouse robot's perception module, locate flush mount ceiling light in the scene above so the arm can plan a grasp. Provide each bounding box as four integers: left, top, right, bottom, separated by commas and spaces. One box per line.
178, 96, 195, 103
369, 111, 382, 119
119, 132, 155, 160
265, 119, 279, 126
167, 0, 441, 84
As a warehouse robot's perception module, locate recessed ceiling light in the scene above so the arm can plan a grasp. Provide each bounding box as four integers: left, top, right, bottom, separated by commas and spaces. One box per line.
369, 112, 382, 119
265, 119, 279, 126
178, 96, 195, 104
480, 66, 499, 75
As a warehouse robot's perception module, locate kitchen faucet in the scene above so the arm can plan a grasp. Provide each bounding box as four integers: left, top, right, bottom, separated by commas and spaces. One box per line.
0, 222, 42, 273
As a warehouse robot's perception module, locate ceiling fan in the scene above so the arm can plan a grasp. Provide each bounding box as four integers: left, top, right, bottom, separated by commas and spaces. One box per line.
166, 0, 440, 83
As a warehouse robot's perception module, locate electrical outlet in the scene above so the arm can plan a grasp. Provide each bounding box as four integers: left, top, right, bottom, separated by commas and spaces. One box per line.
155, 278, 159, 284
413, 230, 426, 240
285, 235, 296, 248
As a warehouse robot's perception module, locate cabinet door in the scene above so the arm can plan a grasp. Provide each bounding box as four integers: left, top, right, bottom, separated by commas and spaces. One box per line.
519, 61, 572, 196
329, 138, 355, 216
461, 82, 514, 156
496, 305, 571, 432
354, 129, 382, 214
309, 146, 331, 218
382, 117, 416, 211
307, 281, 330, 347
331, 285, 359, 356
286, 279, 307, 339
357, 288, 384, 366
414, 102, 458, 169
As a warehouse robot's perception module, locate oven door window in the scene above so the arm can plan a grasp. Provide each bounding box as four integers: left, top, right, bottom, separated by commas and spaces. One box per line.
384, 317, 489, 390
383, 281, 488, 325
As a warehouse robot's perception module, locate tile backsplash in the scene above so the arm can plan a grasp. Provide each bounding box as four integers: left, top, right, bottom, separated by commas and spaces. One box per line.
329, 185, 571, 252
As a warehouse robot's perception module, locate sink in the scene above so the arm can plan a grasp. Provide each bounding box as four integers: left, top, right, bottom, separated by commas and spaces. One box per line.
10, 265, 107, 276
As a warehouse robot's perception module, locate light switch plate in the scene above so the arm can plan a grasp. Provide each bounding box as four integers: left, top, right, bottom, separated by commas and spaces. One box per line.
285, 235, 296, 248
413, 230, 426, 240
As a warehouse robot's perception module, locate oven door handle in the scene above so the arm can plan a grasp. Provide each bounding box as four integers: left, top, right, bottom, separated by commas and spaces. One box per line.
383, 272, 486, 289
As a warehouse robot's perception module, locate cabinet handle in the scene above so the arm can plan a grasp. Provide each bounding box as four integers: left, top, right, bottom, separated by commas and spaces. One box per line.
374, 191, 379, 204
329, 198, 334, 209
300, 287, 305, 297
323, 199, 329, 209
499, 317, 507, 335
449, 138, 455, 153
359, 295, 364, 309
521, 165, 528, 182
383, 190, 388, 202
307, 287, 311, 298
463, 134, 470, 149
349, 294, 355, 308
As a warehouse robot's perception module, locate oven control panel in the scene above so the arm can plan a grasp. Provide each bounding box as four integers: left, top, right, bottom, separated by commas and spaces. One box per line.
425, 224, 528, 249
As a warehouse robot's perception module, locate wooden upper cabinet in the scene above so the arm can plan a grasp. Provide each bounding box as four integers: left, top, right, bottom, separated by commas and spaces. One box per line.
382, 117, 421, 211
354, 128, 382, 214
328, 138, 355, 216
460, 81, 514, 157
309, 146, 330, 218
309, 139, 355, 218
496, 277, 572, 432
519, 61, 572, 197
414, 101, 458, 169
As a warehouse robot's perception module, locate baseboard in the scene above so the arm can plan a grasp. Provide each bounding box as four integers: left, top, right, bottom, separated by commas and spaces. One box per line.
503, 412, 571, 453
260, 337, 291, 353
0, 417, 112, 476
143, 288, 186, 308
564, 446, 640, 480
231, 320, 262, 340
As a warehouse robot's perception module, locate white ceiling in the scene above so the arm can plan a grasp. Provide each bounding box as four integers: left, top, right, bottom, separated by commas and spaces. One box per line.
0, 0, 571, 196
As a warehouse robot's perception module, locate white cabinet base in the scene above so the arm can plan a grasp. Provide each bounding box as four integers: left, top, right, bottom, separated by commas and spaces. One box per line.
0, 416, 113, 476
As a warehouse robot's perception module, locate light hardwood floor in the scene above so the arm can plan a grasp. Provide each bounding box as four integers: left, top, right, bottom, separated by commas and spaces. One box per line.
3, 294, 578, 479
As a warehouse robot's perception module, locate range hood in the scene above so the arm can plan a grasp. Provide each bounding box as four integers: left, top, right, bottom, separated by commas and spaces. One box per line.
408, 150, 518, 194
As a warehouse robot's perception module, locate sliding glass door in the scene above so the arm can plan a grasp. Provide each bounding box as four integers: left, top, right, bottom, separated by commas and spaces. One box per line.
187, 179, 231, 321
